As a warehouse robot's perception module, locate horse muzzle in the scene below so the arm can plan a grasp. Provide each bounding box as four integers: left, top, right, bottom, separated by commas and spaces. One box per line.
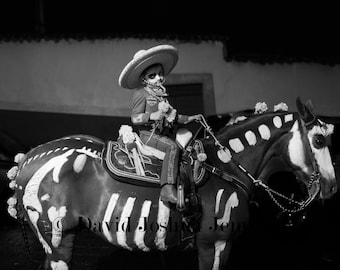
319, 175, 337, 199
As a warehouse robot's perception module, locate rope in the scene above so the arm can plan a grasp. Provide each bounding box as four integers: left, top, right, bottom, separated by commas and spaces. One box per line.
197, 114, 224, 150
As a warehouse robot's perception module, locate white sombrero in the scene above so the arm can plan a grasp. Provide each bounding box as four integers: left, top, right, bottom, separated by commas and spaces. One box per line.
118, 44, 178, 89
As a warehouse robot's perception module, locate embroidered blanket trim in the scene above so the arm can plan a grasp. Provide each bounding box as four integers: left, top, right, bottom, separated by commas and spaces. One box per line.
104, 141, 161, 185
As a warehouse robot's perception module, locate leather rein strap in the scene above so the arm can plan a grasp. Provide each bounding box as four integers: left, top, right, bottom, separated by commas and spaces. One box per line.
200, 162, 251, 199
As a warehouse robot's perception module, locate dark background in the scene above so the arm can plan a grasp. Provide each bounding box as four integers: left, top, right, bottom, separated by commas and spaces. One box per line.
1, 1, 340, 64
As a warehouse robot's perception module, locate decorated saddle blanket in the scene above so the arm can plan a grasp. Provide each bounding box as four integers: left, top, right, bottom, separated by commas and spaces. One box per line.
104, 139, 207, 187
103, 125, 206, 187
104, 140, 163, 186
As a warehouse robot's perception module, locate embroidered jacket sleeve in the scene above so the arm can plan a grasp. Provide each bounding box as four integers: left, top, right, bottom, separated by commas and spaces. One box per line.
131, 89, 151, 125
177, 114, 189, 124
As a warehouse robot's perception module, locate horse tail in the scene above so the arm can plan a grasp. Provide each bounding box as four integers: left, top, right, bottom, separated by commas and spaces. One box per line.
6, 153, 26, 219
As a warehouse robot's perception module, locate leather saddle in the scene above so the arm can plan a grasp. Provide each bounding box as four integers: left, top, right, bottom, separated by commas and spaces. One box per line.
103, 128, 205, 187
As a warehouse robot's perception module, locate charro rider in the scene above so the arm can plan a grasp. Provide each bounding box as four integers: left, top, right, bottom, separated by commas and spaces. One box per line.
118, 44, 201, 204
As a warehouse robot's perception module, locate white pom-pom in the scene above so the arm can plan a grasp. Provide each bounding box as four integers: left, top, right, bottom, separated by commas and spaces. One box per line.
326, 124, 334, 135
7, 166, 18, 180
227, 116, 247, 126
254, 102, 268, 114
7, 196, 17, 207
317, 120, 335, 136
9, 180, 17, 190
119, 125, 133, 135
322, 123, 334, 136
274, 102, 288, 112
14, 153, 25, 163
197, 153, 207, 162
118, 125, 135, 144
7, 206, 17, 219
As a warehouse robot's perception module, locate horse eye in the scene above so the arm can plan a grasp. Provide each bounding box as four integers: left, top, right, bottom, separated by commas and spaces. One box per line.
312, 135, 326, 149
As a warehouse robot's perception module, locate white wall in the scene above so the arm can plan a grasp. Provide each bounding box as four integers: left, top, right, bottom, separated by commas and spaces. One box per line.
218, 62, 340, 116
1, 38, 340, 117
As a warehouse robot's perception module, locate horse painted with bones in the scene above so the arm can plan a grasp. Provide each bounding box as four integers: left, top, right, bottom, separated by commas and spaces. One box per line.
5, 98, 337, 270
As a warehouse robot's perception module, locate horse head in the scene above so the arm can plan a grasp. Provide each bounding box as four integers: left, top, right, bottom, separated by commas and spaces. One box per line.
207, 98, 337, 217
291, 97, 337, 199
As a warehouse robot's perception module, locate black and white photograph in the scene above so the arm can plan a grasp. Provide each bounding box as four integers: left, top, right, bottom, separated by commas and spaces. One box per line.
1, 1, 339, 270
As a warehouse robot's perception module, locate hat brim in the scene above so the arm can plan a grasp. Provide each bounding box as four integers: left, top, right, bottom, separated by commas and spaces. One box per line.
119, 45, 178, 89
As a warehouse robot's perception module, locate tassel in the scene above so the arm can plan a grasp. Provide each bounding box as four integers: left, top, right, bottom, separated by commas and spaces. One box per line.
176, 184, 185, 212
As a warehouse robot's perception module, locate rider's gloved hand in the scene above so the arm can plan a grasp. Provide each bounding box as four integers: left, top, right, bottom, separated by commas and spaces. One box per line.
150, 110, 165, 121
185, 114, 202, 124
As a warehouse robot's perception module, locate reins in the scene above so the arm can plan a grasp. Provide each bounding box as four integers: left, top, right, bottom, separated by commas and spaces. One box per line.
19, 215, 42, 265
195, 114, 321, 214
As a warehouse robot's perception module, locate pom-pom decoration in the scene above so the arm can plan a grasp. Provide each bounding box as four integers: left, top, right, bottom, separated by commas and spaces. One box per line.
274, 102, 289, 112
254, 102, 268, 114
118, 125, 135, 144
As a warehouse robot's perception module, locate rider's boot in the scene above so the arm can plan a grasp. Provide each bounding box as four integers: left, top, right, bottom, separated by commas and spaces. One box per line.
160, 184, 178, 204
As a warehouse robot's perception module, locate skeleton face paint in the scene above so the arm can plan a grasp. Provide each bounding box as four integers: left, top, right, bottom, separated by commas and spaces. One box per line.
141, 64, 166, 95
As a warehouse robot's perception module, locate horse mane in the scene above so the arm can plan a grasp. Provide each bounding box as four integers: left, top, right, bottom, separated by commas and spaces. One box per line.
215, 109, 293, 137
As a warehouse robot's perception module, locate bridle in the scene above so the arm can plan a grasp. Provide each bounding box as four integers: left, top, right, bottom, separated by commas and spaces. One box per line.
256, 116, 321, 214
194, 114, 321, 215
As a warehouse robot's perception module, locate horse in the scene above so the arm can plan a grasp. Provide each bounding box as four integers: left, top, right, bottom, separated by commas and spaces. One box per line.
5, 98, 337, 270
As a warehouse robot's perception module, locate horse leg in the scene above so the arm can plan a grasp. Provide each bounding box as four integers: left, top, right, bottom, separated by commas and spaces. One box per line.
24, 208, 76, 270
197, 241, 232, 270
42, 232, 76, 270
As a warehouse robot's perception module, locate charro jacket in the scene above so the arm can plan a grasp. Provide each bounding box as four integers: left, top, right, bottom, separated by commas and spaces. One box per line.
131, 88, 189, 134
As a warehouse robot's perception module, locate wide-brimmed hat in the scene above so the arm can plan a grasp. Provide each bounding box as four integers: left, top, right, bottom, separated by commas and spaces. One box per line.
118, 44, 178, 89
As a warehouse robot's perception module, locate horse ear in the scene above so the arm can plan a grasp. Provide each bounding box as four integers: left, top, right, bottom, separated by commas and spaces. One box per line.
296, 97, 316, 125
305, 99, 314, 112
296, 97, 305, 115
